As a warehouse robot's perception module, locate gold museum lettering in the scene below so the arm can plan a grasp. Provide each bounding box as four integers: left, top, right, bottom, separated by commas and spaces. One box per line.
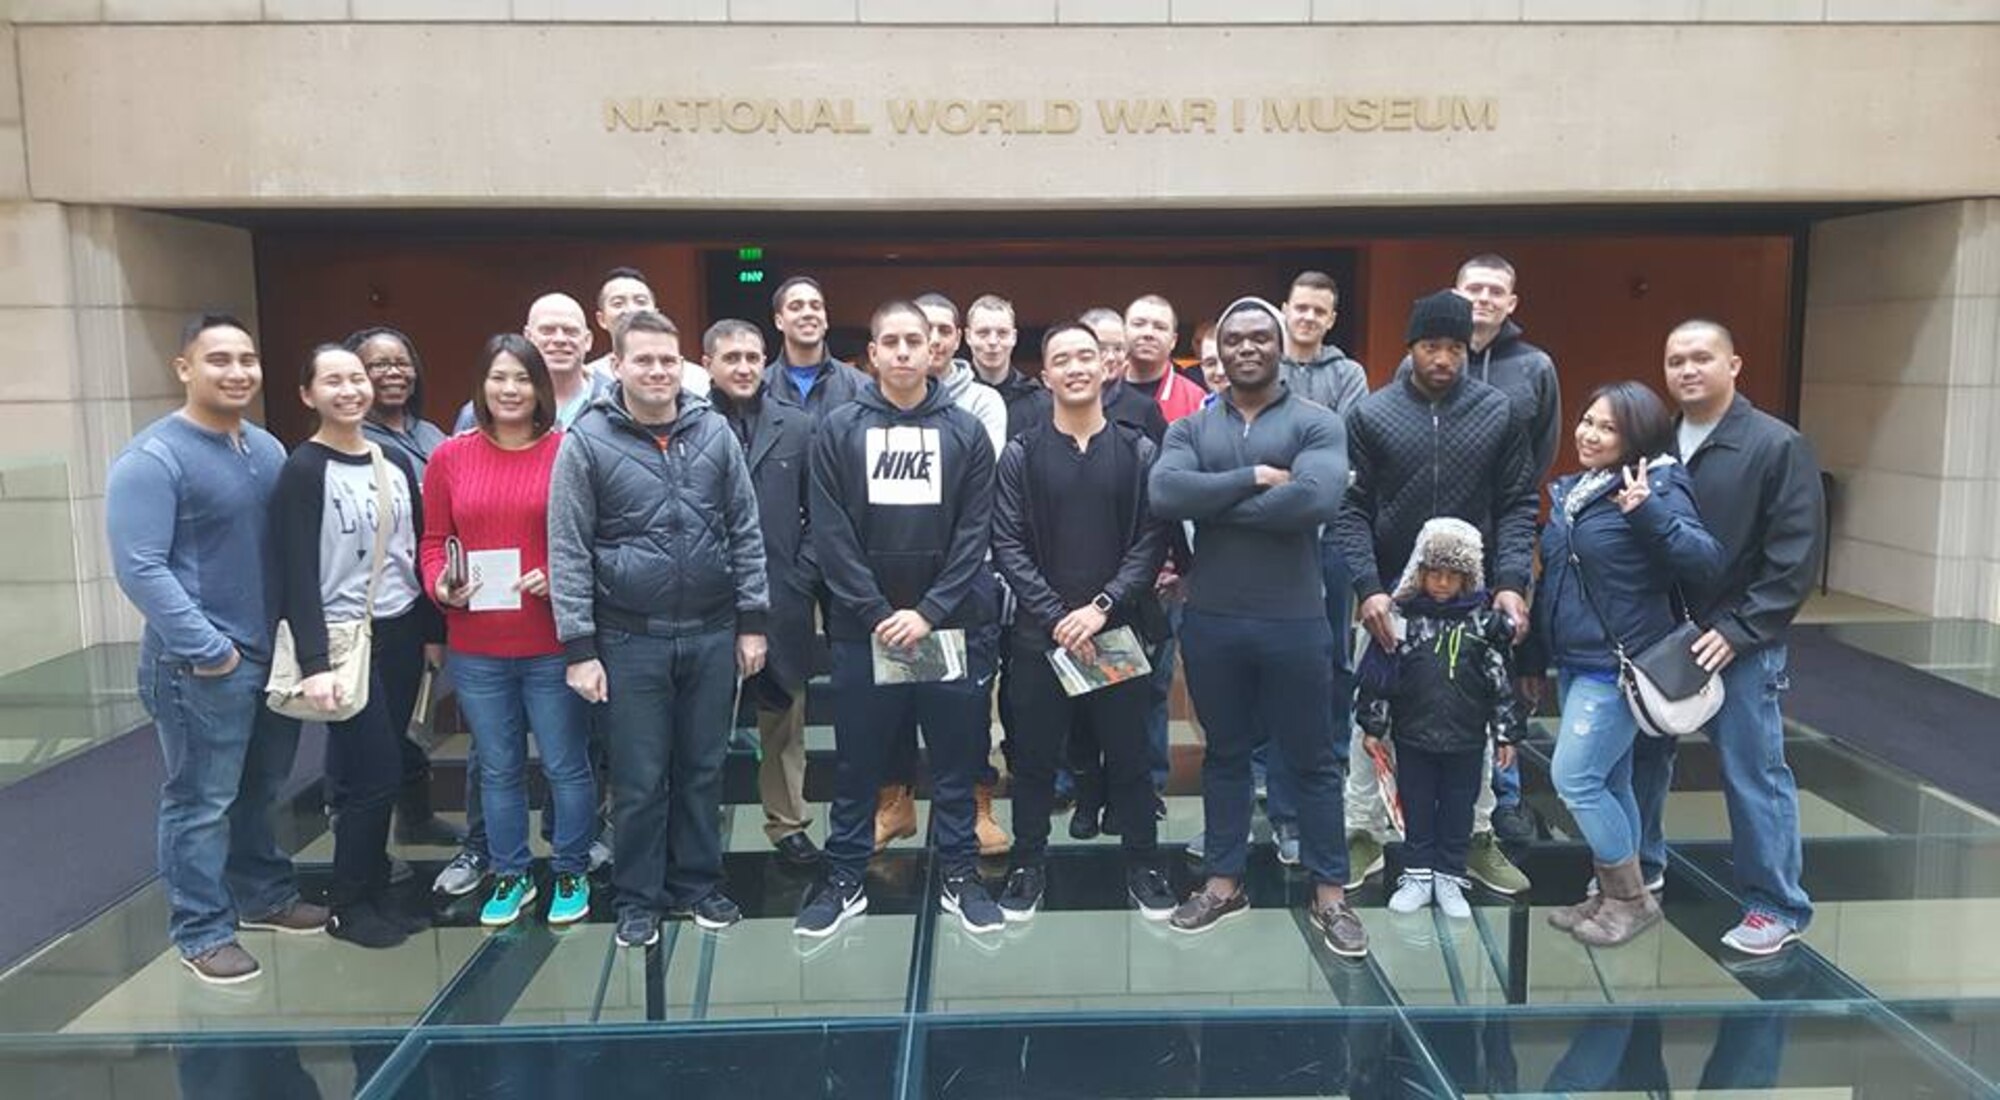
602, 96, 1498, 136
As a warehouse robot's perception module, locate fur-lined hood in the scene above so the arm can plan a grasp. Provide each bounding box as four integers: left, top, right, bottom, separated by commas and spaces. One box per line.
1391, 517, 1486, 601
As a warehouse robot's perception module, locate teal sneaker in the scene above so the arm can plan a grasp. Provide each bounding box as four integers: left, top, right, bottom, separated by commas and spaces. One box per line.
547, 873, 591, 926
479, 874, 538, 927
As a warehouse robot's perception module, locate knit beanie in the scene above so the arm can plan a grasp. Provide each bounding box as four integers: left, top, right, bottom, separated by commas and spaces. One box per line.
1216, 295, 1285, 336
1405, 290, 1473, 346
1391, 517, 1486, 600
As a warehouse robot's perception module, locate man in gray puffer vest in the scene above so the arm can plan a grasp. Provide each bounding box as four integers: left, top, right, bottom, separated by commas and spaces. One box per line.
549, 310, 771, 950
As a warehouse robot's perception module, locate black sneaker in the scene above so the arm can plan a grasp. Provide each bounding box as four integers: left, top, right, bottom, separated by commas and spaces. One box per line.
615, 909, 660, 948
940, 872, 1005, 935
1127, 868, 1176, 922
682, 892, 742, 931
998, 865, 1045, 923
328, 900, 408, 950
1068, 804, 1102, 841
1168, 887, 1249, 934
1491, 803, 1538, 844
774, 832, 822, 867
794, 873, 867, 939
1098, 805, 1122, 837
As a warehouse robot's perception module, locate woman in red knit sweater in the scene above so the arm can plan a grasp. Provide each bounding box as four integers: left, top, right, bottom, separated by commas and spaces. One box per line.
421, 335, 595, 928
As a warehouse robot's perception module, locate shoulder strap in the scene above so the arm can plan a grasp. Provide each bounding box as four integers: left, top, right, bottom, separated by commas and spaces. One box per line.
1564, 525, 1630, 662
362, 443, 394, 624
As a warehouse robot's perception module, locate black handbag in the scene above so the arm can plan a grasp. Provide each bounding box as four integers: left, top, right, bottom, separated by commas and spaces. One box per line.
1567, 532, 1725, 739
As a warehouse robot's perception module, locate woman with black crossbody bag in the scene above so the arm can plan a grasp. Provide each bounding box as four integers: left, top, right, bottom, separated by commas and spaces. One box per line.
1532, 382, 1722, 948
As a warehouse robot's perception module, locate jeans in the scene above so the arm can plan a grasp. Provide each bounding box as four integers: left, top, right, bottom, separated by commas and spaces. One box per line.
1492, 755, 1523, 810
1630, 643, 1812, 929
450, 651, 595, 877
825, 629, 997, 879
599, 627, 737, 915
1007, 633, 1156, 863
1143, 601, 1184, 793
140, 651, 303, 959
1551, 669, 1642, 865
1350, 729, 1497, 839
1397, 744, 1484, 877
1180, 609, 1348, 887
1266, 540, 1355, 833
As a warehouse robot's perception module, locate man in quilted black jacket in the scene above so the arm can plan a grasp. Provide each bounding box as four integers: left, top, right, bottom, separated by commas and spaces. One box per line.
1334, 290, 1539, 897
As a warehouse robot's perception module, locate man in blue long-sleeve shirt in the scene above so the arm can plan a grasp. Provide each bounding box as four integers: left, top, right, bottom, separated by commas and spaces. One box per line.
1148, 297, 1367, 958
106, 314, 327, 985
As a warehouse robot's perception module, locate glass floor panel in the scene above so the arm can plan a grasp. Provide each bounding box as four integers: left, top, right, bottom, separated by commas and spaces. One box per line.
1816, 619, 2000, 701
0, 643, 144, 790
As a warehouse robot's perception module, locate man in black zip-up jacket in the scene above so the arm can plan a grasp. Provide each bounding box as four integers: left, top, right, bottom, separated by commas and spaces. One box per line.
795, 301, 1005, 941
1335, 290, 1538, 897
1630, 319, 1825, 957
1149, 298, 1367, 956
548, 311, 770, 949
991, 322, 1176, 923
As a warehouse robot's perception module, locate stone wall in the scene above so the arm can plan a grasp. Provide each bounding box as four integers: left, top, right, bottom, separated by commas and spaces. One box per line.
1801, 200, 2000, 621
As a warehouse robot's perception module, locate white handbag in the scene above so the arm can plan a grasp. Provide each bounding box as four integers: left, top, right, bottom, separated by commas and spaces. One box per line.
265, 445, 393, 723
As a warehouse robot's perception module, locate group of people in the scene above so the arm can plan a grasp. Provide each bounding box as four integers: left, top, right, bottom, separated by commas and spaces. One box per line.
107, 253, 1823, 985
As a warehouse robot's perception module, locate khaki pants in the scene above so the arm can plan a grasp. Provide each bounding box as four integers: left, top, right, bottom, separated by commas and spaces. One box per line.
1343, 725, 1495, 841
758, 693, 812, 844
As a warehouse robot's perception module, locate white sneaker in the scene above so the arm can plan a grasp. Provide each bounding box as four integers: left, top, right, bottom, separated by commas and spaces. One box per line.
1388, 872, 1433, 913
1433, 875, 1472, 919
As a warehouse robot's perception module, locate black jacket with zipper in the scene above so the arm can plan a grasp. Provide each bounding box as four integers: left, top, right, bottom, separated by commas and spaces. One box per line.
1397, 319, 1562, 482
1675, 394, 1825, 653
992, 421, 1171, 647
809, 378, 998, 642
1336, 372, 1539, 600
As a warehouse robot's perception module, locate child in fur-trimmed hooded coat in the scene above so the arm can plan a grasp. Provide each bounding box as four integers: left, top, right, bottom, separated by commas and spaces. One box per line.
1356, 517, 1525, 918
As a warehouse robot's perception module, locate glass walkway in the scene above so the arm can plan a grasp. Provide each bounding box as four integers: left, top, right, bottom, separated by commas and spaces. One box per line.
3, 596, 1999, 1098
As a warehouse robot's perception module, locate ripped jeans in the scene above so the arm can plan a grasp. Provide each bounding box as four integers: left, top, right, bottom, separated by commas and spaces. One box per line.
1630, 643, 1813, 930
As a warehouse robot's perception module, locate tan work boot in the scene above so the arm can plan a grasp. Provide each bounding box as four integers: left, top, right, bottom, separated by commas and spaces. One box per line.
1572, 858, 1662, 948
874, 785, 917, 851
1546, 892, 1603, 932
974, 782, 1012, 856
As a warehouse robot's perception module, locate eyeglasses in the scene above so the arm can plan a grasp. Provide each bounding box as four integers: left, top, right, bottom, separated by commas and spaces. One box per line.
365, 359, 414, 374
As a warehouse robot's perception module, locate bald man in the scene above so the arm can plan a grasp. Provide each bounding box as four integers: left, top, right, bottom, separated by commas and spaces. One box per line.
455, 293, 611, 432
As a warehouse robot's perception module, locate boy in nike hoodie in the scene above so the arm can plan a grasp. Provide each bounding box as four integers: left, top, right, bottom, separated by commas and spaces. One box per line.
796, 300, 1003, 941
1356, 518, 1524, 919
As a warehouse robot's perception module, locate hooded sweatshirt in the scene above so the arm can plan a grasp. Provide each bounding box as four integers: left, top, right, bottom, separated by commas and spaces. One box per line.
940, 358, 1008, 457
1396, 319, 1561, 482
1280, 343, 1370, 417
809, 378, 999, 641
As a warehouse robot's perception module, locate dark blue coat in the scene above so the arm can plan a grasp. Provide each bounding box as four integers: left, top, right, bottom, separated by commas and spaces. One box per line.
1533, 459, 1722, 673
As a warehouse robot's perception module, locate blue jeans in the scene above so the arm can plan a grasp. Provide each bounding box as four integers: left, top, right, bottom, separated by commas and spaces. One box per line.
1180, 609, 1348, 887
598, 628, 737, 915
1143, 601, 1184, 793
1630, 644, 1812, 929
825, 629, 997, 879
1492, 754, 1523, 810
451, 651, 595, 877
1551, 669, 1642, 865
139, 652, 302, 959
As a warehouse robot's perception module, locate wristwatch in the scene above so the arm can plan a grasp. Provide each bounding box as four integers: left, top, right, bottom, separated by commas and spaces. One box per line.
1091, 592, 1114, 614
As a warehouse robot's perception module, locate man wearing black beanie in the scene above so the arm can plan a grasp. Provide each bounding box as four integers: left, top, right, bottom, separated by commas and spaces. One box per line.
1335, 289, 1540, 899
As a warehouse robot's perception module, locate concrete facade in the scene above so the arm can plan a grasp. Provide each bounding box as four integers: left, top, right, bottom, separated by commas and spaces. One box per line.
0, 9, 1995, 673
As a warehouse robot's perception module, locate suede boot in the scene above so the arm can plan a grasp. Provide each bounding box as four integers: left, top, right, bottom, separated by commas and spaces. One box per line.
1572, 858, 1661, 948
1547, 892, 1603, 932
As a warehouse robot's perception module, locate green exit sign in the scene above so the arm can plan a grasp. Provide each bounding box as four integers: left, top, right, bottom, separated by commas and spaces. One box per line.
738, 270, 766, 284
737, 247, 764, 262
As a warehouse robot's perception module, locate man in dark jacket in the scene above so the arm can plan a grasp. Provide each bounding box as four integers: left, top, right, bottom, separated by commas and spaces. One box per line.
1397, 255, 1563, 846
766, 275, 870, 416
705, 318, 822, 869
1150, 297, 1366, 957
795, 300, 1005, 941
1336, 290, 1538, 898
549, 310, 771, 950
1630, 318, 1824, 956
992, 321, 1177, 924
966, 293, 1042, 435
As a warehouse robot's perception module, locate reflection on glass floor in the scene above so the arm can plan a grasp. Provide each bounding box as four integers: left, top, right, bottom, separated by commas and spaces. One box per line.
0, 643, 143, 790
8, 627, 2000, 1096
1817, 618, 2000, 699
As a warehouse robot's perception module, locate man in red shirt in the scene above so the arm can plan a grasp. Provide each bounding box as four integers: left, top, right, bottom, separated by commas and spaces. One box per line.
1123, 295, 1207, 424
